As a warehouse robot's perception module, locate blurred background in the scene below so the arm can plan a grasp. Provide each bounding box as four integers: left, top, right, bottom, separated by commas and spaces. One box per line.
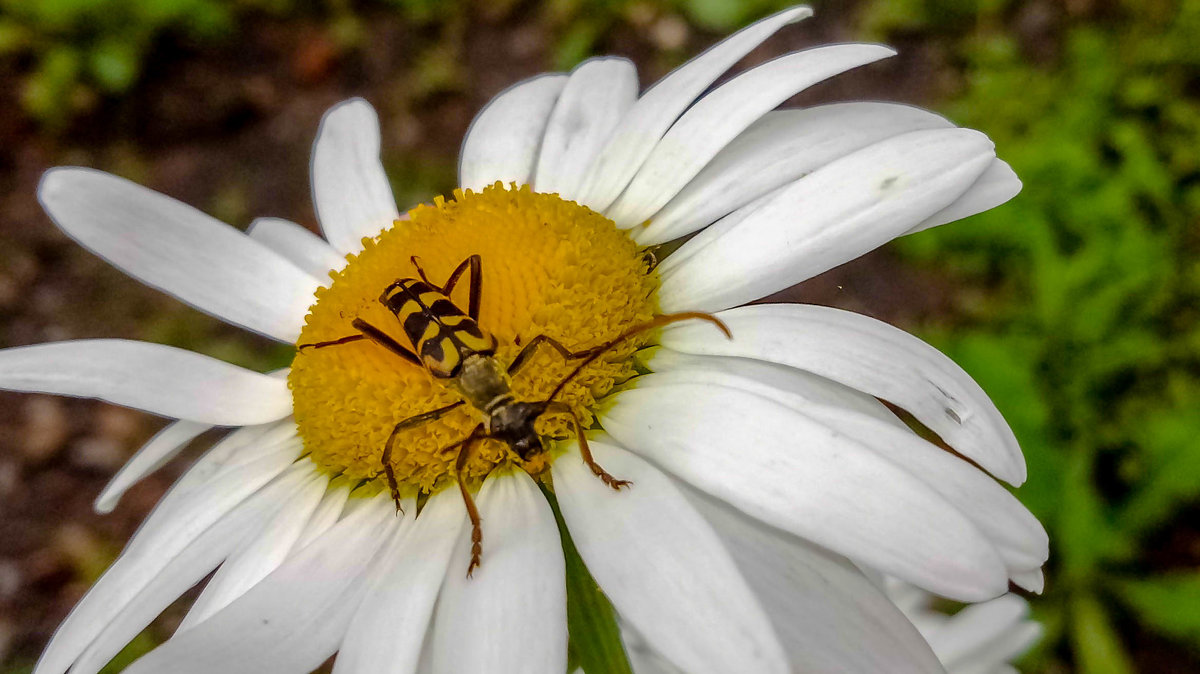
0, 0, 1197, 672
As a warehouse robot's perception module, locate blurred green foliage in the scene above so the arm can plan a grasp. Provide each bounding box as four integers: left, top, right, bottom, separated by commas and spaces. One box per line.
545, 0, 792, 66
875, 0, 1200, 670
0, 0, 798, 127
0, 0, 237, 124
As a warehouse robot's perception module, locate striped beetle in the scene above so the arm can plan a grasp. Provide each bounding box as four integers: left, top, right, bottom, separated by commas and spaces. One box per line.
300, 254, 728, 575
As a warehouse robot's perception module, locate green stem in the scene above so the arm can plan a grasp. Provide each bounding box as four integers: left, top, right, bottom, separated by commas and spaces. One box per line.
541, 484, 634, 674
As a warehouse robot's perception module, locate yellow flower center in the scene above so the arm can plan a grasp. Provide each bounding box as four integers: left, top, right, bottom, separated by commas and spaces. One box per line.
289, 183, 657, 495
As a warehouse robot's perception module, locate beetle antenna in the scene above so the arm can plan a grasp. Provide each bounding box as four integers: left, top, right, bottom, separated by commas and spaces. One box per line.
544, 311, 731, 403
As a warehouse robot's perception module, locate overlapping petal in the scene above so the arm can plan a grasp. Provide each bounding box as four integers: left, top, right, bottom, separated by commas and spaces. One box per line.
38, 168, 318, 342
640, 353, 1047, 579
431, 471, 566, 674
123, 497, 396, 674
94, 419, 212, 514
907, 158, 1021, 235
459, 75, 568, 192
553, 441, 788, 674
35, 438, 303, 674
66, 466, 316, 674
888, 581, 1043, 673
334, 491, 461, 674
533, 58, 638, 200
639, 102, 955, 244
930, 595, 1039, 670
686, 489, 946, 674
656, 303, 1026, 483
293, 483, 351, 550
605, 43, 896, 228
576, 5, 812, 211
178, 472, 331, 630
246, 217, 347, 281
658, 128, 996, 312
600, 376, 1009, 601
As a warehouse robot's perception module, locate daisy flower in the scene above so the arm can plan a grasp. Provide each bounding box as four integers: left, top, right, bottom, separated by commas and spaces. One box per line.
2, 6, 1048, 674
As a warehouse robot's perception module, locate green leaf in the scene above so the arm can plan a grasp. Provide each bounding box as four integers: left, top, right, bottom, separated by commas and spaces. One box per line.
89, 39, 142, 92
99, 628, 159, 673
1115, 573, 1200, 648
21, 45, 82, 122
1071, 593, 1136, 674
680, 0, 775, 31
541, 486, 633, 674
553, 18, 604, 71
1118, 407, 1200, 534
1058, 448, 1118, 583
0, 19, 31, 54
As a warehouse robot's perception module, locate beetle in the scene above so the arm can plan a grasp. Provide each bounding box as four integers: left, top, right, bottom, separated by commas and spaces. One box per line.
299, 254, 728, 575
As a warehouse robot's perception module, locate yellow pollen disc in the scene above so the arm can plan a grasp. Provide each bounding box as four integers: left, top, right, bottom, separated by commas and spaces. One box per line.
289, 183, 657, 495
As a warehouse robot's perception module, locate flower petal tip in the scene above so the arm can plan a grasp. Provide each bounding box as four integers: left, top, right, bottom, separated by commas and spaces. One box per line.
782, 5, 815, 23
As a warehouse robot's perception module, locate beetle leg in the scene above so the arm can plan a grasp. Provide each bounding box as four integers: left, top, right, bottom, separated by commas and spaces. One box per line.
452, 424, 488, 577
544, 401, 631, 491
297, 318, 421, 367
381, 401, 467, 511
545, 311, 732, 403
506, 334, 600, 375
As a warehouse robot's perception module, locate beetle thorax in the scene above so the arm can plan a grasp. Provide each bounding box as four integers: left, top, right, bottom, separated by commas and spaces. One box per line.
454, 353, 511, 412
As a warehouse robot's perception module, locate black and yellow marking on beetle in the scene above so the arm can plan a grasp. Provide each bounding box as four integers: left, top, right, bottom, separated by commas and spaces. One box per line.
382, 276, 496, 377
299, 254, 730, 576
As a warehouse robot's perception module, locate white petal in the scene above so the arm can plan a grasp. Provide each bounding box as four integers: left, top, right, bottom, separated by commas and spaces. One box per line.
626, 649, 684, 674
458, 74, 568, 192
645, 348, 909, 431
432, 471, 566, 674
929, 595, 1030, 669
310, 99, 400, 255
1010, 567, 1045, 594
686, 488, 945, 674
816, 407, 1045, 572
621, 625, 685, 674
640, 102, 955, 244
945, 621, 1042, 674
606, 43, 896, 228
658, 127, 996, 312
599, 379, 1009, 601
334, 491, 463, 674
657, 302, 1026, 484
36, 435, 300, 674
533, 58, 638, 200
162, 422, 300, 505
38, 168, 318, 342
0, 340, 292, 426
38, 441, 302, 671
641, 353, 1046, 573
576, 5, 812, 211
178, 473, 331, 631
65, 466, 314, 674
907, 158, 1021, 235
94, 419, 212, 514
553, 441, 787, 674
246, 217, 346, 282
294, 483, 351, 550
123, 496, 395, 674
